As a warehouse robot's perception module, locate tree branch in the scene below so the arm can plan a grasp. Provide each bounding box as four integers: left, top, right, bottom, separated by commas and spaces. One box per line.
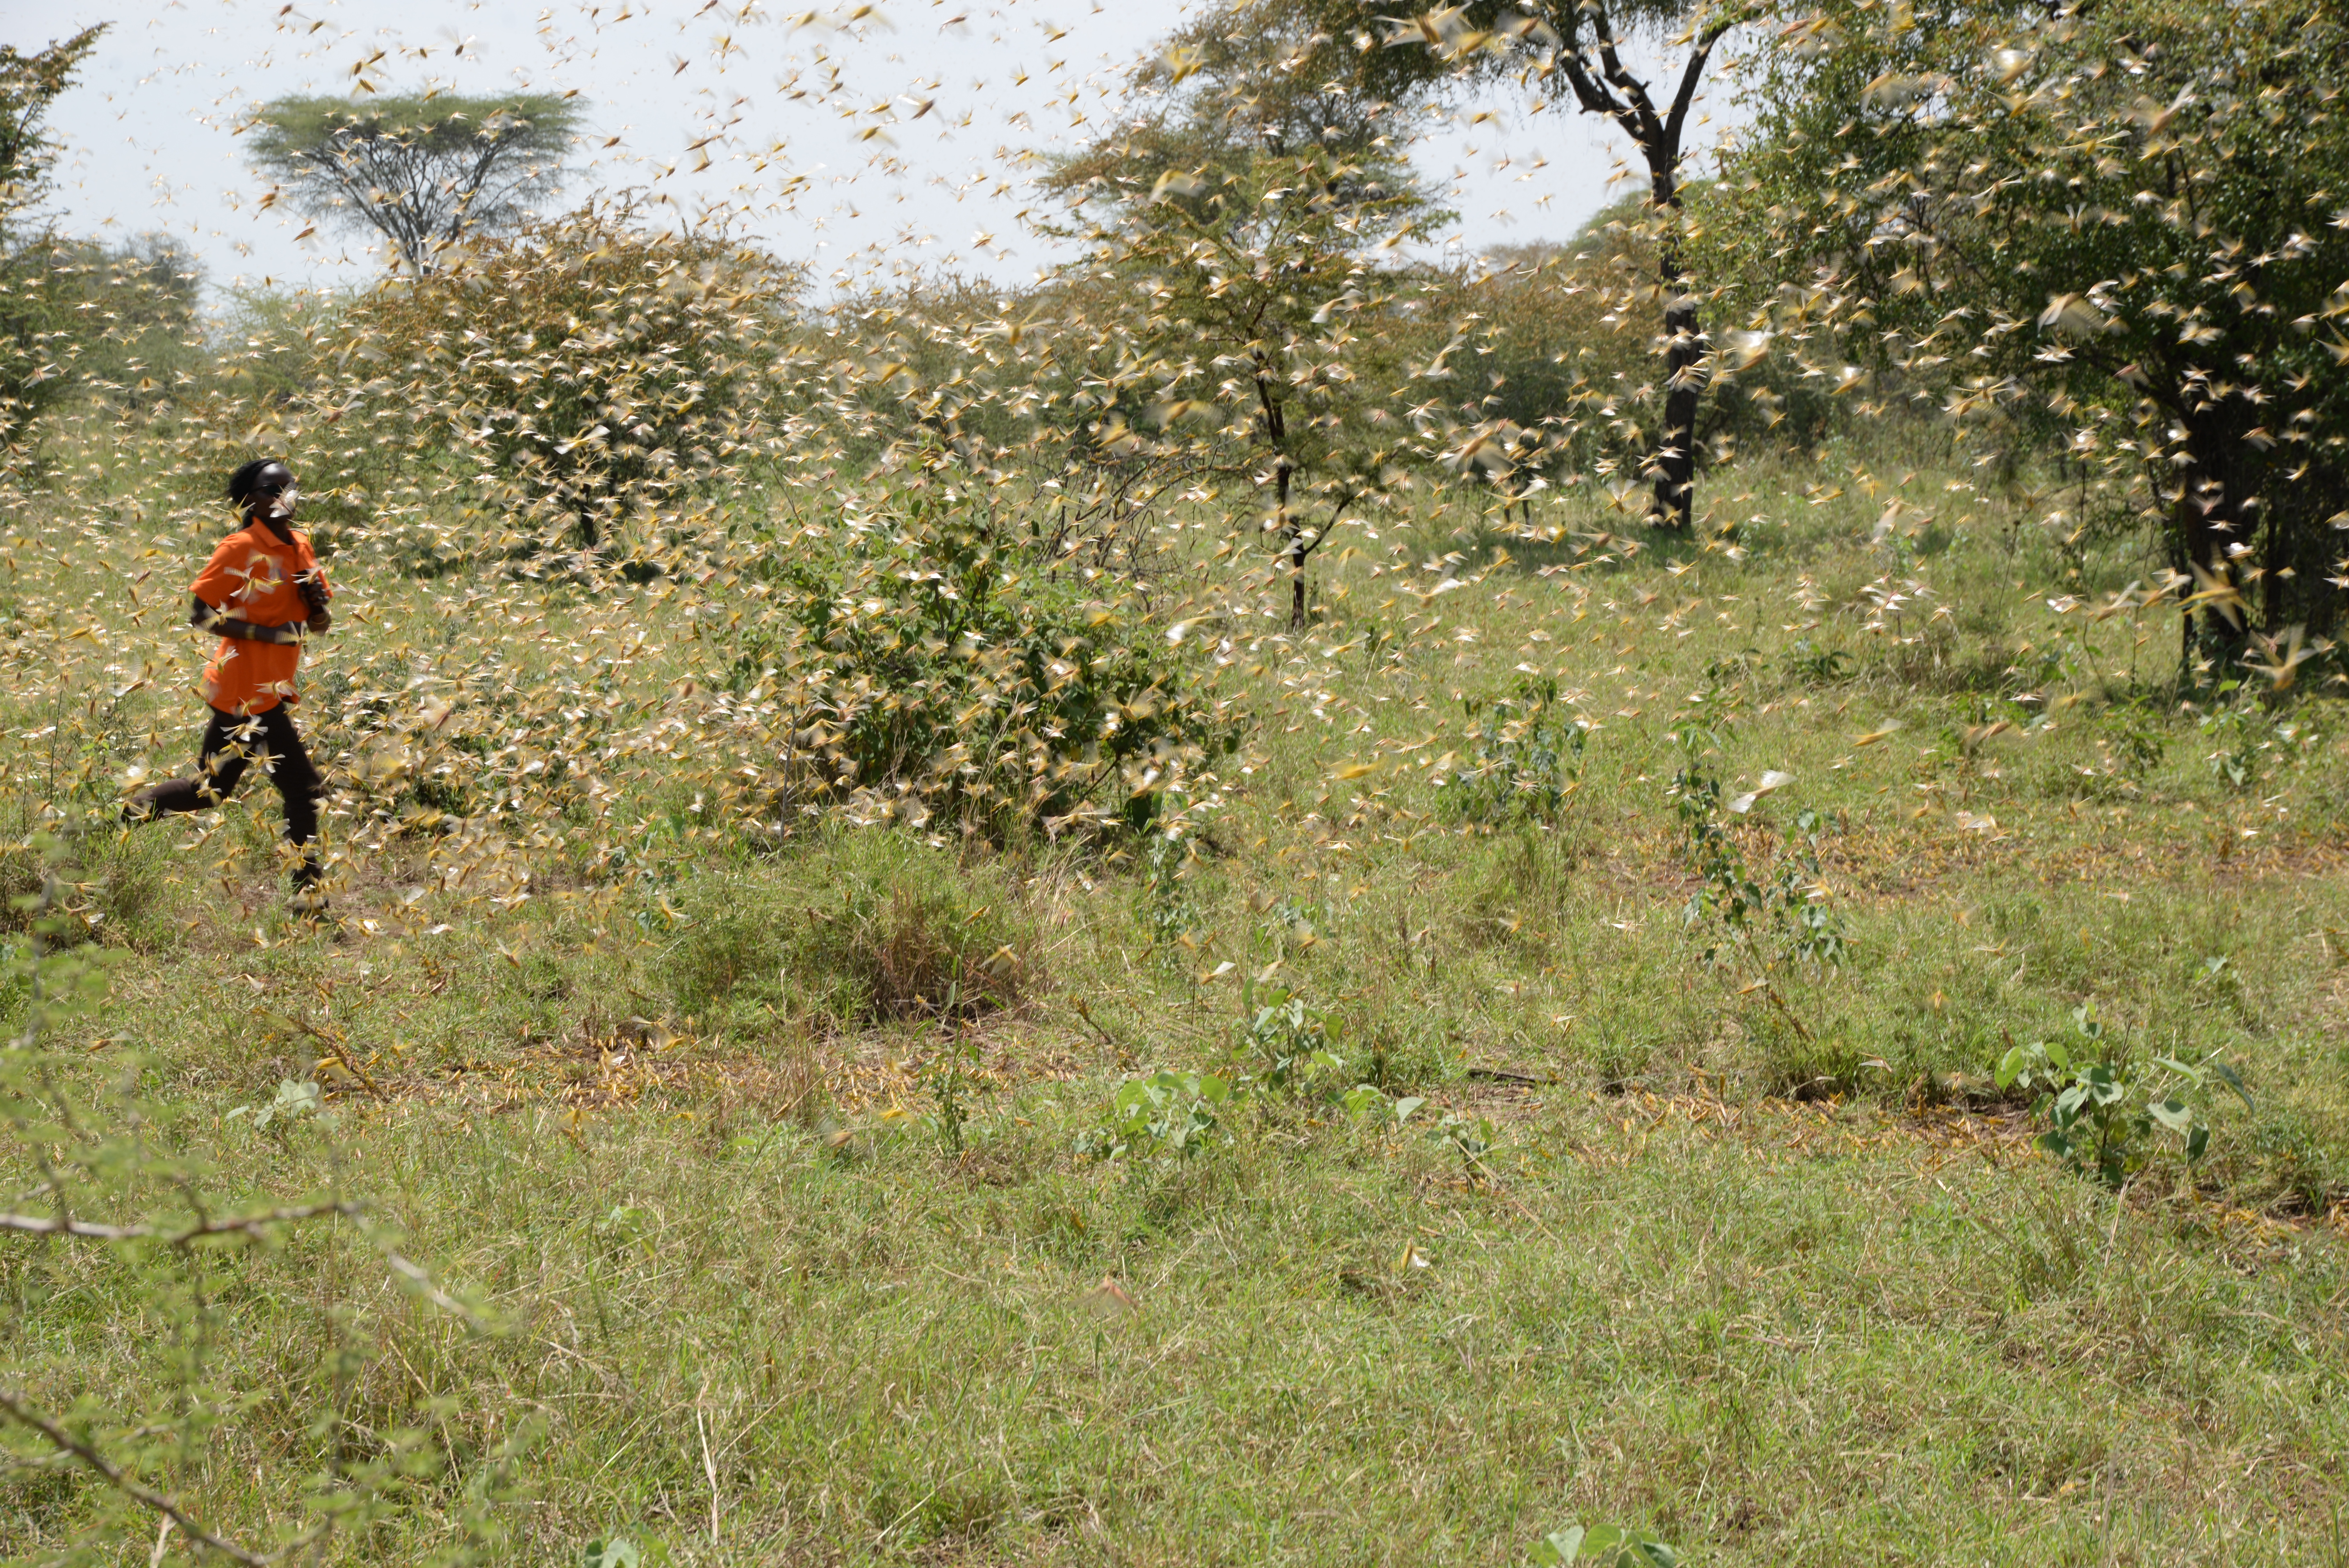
0, 1200, 360, 1246
1662, 25, 1734, 166
0, 1386, 269, 1566
1582, 2, 1667, 154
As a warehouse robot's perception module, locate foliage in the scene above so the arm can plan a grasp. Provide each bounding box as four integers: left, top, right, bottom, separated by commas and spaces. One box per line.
1780, 640, 1855, 687
1536, 1523, 1681, 1567
2194, 681, 2326, 792
581, 1539, 641, 1568
1083, 981, 1350, 1162
0, 25, 102, 239
246, 92, 582, 275
224, 1076, 334, 1137
0, 25, 107, 454
920, 1033, 987, 1155
1041, 9, 1445, 623
1239, 982, 1344, 1090
1704, 0, 2349, 647
0, 233, 203, 461
1437, 674, 1588, 824
1669, 718, 1846, 971
1996, 1006, 2253, 1188
738, 487, 1241, 838
0, 855, 496, 1561
330, 202, 799, 556
1340, 1081, 1427, 1126
1301, 0, 1757, 529
1077, 1068, 1233, 1160
1139, 830, 1203, 952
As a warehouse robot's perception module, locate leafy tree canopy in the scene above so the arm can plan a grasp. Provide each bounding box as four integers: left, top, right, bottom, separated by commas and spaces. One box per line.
0, 25, 109, 455
1039, 1, 1455, 621
1700, 0, 2349, 649
0, 24, 103, 241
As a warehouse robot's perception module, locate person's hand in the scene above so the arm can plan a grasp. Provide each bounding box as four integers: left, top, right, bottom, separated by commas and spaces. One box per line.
308, 606, 333, 635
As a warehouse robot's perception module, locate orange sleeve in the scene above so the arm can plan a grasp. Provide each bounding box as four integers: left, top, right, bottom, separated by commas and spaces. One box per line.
189, 536, 244, 611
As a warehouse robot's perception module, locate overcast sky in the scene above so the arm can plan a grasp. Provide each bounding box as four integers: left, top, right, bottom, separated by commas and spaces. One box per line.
3, 0, 1711, 300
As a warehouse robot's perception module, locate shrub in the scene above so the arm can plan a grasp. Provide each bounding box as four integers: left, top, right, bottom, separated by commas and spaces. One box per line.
711, 486, 1241, 839
1995, 1005, 2253, 1189
1436, 675, 1587, 826
1076, 1069, 1233, 1161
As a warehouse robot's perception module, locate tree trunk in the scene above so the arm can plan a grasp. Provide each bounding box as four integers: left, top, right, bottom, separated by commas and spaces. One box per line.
1651, 166, 1702, 533
2173, 421, 2251, 666
1278, 456, 1309, 628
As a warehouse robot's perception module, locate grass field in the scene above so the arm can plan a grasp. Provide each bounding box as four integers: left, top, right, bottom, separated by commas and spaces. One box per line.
5, 440, 2348, 1563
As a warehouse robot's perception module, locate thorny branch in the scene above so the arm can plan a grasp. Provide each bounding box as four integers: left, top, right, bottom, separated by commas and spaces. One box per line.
0, 1199, 361, 1245
0, 1386, 269, 1566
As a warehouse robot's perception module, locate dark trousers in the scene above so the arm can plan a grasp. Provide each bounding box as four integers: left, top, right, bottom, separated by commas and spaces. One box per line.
130, 706, 323, 880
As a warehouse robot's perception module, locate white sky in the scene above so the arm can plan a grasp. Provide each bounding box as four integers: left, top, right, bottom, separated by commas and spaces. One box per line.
3, 0, 1709, 299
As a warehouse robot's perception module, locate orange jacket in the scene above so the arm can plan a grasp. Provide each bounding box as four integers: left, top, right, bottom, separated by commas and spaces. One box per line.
191, 519, 332, 716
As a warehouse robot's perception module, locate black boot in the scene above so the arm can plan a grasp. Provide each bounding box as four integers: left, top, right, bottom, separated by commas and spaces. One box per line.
289, 857, 330, 921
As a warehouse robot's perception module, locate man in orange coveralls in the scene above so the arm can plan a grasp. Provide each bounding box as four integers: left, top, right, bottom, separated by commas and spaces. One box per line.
127, 458, 335, 913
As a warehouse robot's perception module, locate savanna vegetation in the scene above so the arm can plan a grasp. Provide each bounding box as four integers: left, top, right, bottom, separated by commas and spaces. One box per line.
4, 2, 2347, 1564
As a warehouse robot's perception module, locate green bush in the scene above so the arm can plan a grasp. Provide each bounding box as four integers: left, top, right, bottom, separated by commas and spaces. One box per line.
332, 202, 802, 557
720, 485, 1241, 839
1436, 675, 1587, 827
1996, 1006, 2253, 1189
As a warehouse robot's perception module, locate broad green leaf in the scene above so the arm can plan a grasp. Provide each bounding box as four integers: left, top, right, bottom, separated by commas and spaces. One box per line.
2207, 1058, 2254, 1111
1534, 1527, 1586, 1564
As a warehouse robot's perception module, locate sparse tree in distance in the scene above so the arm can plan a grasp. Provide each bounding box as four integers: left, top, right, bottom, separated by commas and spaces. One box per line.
246, 92, 582, 274
1042, 3, 1444, 625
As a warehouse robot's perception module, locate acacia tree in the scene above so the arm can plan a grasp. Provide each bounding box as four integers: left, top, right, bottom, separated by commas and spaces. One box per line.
247, 93, 581, 274
1704, 0, 2349, 657
1291, 0, 1755, 531
1041, 3, 1443, 624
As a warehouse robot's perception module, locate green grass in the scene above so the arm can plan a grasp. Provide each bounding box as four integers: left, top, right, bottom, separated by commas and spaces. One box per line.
6, 439, 2349, 1563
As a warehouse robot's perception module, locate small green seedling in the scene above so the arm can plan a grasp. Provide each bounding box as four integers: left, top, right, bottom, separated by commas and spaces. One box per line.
1996, 1006, 2251, 1188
